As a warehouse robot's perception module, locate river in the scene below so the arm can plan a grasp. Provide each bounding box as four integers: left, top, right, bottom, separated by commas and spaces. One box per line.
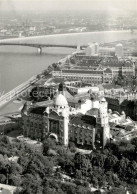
0, 30, 137, 115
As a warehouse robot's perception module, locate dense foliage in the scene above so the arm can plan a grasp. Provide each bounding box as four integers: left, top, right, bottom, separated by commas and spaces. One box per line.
0, 135, 137, 193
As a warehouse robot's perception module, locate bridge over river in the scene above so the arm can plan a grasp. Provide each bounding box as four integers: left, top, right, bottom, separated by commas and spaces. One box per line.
0, 30, 137, 54
0, 32, 91, 53
0, 30, 137, 108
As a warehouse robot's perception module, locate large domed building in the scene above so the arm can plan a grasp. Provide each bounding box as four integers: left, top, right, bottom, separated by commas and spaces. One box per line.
54, 93, 68, 107
22, 83, 110, 148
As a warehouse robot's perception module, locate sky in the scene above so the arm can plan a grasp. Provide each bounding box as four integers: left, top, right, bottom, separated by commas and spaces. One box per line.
0, 0, 136, 12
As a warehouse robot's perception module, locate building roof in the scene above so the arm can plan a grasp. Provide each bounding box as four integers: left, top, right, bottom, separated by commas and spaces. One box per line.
104, 68, 112, 73
103, 84, 122, 90
68, 93, 90, 104
101, 60, 133, 68
86, 108, 99, 116
54, 94, 68, 106
30, 106, 46, 115
62, 69, 103, 75
121, 100, 131, 106
70, 114, 96, 127
63, 90, 73, 99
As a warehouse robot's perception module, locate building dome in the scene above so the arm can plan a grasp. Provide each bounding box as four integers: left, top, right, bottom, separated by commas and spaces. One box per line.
54, 94, 68, 107
121, 111, 125, 115
108, 109, 112, 113
45, 106, 50, 114
101, 97, 106, 102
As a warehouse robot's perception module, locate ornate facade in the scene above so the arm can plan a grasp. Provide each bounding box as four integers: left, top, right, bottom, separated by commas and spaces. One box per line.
21, 83, 110, 149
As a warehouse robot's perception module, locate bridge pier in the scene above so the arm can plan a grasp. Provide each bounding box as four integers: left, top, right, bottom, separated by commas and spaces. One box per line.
37, 47, 42, 54
77, 45, 81, 51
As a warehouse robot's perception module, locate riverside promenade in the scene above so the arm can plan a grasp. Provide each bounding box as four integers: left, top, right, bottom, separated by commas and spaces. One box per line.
0, 75, 38, 108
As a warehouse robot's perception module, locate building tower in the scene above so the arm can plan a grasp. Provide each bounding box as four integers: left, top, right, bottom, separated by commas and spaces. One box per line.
21, 102, 34, 137
115, 43, 123, 58
54, 93, 69, 146
53, 83, 69, 146
94, 42, 99, 55
90, 93, 99, 109
96, 97, 110, 148
85, 43, 95, 56
62, 109, 69, 146
58, 82, 66, 95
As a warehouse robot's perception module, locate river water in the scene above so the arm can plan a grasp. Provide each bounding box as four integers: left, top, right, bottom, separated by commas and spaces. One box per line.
0, 30, 137, 115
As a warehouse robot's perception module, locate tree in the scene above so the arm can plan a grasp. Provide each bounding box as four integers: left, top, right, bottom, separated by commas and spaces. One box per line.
0, 174, 6, 183
75, 170, 83, 179
92, 153, 106, 168
52, 63, 58, 68
74, 153, 92, 178
127, 161, 137, 182
76, 185, 90, 194
104, 155, 118, 171
131, 137, 137, 147
116, 157, 129, 179
10, 162, 22, 175
57, 148, 74, 175
9, 174, 22, 186
69, 142, 76, 153
42, 139, 56, 155
22, 174, 42, 194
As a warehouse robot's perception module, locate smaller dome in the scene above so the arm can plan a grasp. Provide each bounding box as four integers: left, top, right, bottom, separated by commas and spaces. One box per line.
54, 94, 68, 106
86, 108, 99, 116
116, 43, 123, 47
45, 107, 50, 114
108, 109, 112, 113
101, 97, 106, 102
121, 111, 125, 115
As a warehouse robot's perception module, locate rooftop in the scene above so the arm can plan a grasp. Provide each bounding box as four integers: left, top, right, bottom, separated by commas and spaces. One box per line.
62, 69, 103, 75
30, 106, 46, 115
70, 114, 96, 127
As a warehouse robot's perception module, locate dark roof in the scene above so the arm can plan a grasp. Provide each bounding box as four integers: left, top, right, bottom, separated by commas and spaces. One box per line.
70, 114, 96, 126
62, 69, 103, 75
86, 108, 99, 116
30, 106, 46, 115
74, 66, 97, 70
103, 84, 122, 90
74, 93, 90, 99
68, 93, 90, 104
52, 78, 66, 83
104, 68, 112, 73
101, 60, 133, 68
121, 100, 131, 106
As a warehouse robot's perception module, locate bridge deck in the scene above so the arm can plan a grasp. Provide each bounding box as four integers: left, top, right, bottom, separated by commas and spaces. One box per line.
0, 42, 83, 49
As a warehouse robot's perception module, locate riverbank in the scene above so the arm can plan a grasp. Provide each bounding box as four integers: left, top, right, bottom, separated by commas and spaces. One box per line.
0, 52, 68, 116
0, 30, 137, 115
1, 30, 137, 46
